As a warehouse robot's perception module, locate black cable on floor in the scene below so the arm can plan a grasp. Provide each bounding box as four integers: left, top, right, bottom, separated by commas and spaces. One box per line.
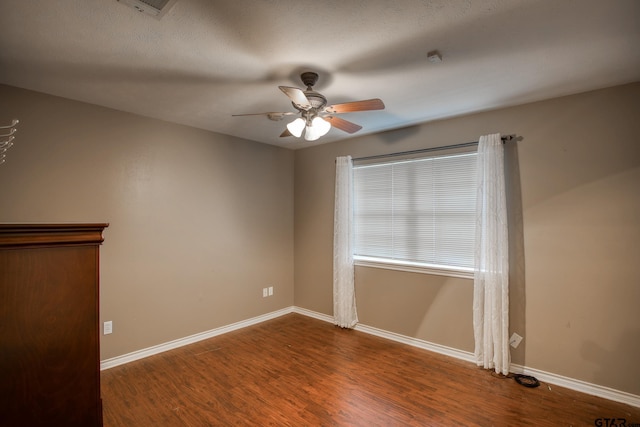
513, 374, 540, 388
490, 371, 541, 388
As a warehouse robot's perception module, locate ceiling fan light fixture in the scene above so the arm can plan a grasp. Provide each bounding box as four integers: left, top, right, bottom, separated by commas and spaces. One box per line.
304, 117, 331, 141
286, 117, 305, 138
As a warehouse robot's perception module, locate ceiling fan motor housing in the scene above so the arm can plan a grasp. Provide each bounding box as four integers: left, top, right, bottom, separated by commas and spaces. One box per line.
303, 91, 327, 110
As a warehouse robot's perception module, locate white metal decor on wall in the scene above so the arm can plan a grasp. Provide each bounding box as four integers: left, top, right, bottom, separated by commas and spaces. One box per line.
0, 119, 19, 165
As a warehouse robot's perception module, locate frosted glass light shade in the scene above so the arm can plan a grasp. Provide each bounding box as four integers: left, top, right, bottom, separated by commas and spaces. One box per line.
286, 118, 305, 138
304, 117, 331, 141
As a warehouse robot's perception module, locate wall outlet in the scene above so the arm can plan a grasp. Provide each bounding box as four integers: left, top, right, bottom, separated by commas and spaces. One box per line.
262, 288, 268, 298
509, 332, 523, 348
268, 286, 273, 296
104, 321, 113, 335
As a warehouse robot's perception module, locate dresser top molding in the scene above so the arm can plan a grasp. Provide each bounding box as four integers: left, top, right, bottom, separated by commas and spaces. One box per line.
0, 223, 109, 249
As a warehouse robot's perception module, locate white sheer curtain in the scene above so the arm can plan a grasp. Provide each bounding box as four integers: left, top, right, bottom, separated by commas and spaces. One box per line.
333, 155, 358, 328
473, 133, 510, 375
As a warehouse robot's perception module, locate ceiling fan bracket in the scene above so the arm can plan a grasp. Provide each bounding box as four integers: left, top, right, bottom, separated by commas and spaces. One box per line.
300, 72, 319, 89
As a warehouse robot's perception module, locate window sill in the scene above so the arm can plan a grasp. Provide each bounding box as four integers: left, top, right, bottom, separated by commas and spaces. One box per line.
353, 256, 474, 279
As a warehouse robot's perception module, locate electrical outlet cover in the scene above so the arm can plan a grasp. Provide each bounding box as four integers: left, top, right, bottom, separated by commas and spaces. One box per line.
509, 332, 523, 348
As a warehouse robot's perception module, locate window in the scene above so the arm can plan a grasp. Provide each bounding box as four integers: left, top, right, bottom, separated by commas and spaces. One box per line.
353, 152, 477, 277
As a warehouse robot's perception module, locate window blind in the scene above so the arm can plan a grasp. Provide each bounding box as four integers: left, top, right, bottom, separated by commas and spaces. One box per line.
353, 152, 477, 270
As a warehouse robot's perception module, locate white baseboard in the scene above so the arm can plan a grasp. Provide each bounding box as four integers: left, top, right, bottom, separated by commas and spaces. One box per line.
357, 323, 476, 363
291, 306, 335, 323
101, 305, 640, 408
100, 307, 294, 370
291, 306, 476, 362
509, 364, 640, 409
291, 307, 640, 408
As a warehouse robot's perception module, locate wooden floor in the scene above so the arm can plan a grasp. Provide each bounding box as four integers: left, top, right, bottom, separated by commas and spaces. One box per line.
101, 313, 640, 426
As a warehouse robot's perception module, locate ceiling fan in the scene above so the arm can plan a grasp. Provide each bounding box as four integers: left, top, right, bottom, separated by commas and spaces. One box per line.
232, 72, 385, 141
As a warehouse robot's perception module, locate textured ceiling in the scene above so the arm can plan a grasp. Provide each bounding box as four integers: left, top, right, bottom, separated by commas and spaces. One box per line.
1, 0, 639, 149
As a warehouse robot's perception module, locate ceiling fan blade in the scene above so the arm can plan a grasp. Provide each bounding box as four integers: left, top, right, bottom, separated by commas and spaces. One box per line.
279, 86, 312, 110
280, 128, 293, 137
324, 116, 363, 134
231, 112, 296, 121
325, 98, 385, 114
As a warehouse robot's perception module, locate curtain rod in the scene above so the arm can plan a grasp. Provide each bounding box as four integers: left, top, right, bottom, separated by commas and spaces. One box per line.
352, 134, 515, 162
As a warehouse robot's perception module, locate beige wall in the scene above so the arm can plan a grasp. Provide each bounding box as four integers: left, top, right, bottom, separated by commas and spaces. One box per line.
0, 84, 295, 360
294, 83, 640, 395
2, 82, 639, 396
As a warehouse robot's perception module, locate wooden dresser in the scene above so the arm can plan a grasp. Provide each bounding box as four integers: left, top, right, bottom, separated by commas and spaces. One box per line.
0, 223, 108, 427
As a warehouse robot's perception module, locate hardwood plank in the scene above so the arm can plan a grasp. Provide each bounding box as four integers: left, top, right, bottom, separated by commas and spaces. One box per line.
101, 314, 640, 426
